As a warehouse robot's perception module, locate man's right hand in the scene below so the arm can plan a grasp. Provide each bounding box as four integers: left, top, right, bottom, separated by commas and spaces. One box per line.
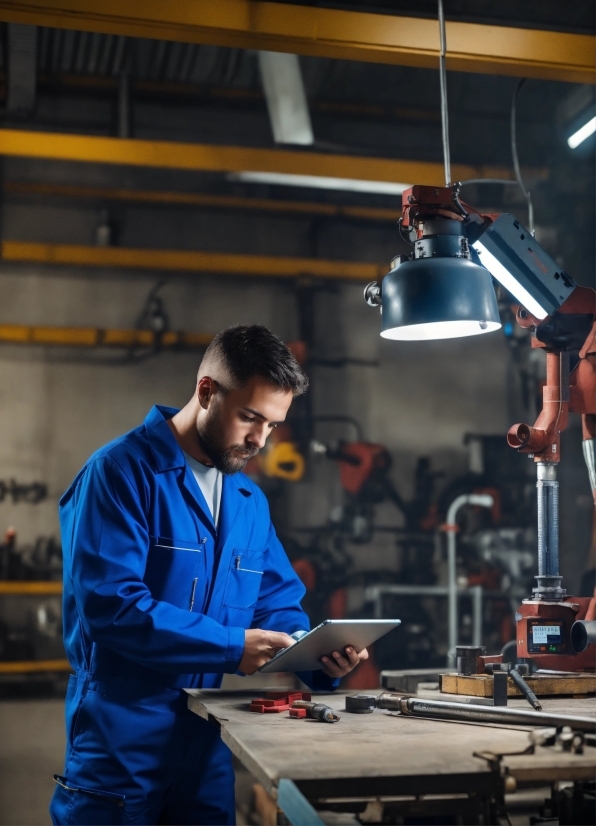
239, 629, 294, 675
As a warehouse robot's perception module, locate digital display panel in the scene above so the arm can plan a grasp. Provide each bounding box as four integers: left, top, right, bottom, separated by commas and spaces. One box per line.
532, 624, 563, 645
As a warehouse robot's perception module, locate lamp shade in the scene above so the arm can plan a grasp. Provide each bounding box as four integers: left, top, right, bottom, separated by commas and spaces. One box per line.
380, 256, 501, 341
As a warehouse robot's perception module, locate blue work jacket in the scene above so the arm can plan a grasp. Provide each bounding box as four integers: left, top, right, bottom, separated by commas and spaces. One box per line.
60, 405, 333, 691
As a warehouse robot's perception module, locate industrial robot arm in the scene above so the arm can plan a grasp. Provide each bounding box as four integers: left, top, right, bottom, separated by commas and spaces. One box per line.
364, 183, 596, 669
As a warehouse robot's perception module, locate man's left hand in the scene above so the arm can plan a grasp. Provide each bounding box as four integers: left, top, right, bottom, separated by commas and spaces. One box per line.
320, 646, 368, 679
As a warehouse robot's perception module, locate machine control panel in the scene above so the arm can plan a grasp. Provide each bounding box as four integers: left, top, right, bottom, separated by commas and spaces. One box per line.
527, 620, 567, 654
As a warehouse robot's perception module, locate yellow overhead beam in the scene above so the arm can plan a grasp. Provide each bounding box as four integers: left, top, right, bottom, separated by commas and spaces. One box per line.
0, 1, 592, 83
0, 322, 213, 349
6, 181, 402, 223
0, 130, 517, 187
2, 241, 386, 281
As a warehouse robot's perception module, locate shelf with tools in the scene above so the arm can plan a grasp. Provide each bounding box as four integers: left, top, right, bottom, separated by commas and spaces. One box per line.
0, 581, 66, 673
0, 581, 62, 595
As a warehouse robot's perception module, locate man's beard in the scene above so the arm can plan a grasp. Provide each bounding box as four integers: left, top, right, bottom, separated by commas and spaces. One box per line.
197, 412, 259, 474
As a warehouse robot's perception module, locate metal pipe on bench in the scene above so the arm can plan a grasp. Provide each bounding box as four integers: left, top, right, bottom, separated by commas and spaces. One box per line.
375, 693, 596, 732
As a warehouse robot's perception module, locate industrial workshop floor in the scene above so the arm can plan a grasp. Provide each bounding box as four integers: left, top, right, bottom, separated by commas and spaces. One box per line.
0, 698, 64, 825
0, 696, 255, 826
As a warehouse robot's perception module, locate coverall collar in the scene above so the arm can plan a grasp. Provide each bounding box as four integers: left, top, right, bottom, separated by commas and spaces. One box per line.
143, 405, 219, 532
144, 405, 186, 472
143, 406, 253, 542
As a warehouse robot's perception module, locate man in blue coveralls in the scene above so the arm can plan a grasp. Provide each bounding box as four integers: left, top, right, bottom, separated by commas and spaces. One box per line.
51, 324, 367, 825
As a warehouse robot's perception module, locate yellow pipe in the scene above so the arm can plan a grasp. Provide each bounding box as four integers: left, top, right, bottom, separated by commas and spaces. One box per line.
2, 241, 386, 281
5, 181, 402, 223
0, 323, 214, 349
0, 659, 71, 673
0, 130, 517, 186
0, 581, 62, 595
0, 1, 591, 82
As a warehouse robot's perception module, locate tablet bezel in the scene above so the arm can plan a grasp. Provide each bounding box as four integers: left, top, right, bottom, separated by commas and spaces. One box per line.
257, 618, 401, 673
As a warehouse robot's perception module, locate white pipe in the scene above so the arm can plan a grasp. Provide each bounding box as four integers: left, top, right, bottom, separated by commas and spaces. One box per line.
445, 494, 494, 666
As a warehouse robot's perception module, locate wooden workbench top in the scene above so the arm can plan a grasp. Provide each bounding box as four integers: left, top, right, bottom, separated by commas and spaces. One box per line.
186, 689, 596, 798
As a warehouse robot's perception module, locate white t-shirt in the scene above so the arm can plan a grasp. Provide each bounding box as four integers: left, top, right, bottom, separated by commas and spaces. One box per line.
183, 451, 222, 527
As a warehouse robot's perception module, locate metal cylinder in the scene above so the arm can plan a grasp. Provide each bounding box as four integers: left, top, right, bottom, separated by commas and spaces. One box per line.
455, 645, 486, 675
582, 438, 596, 499
534, 463, 565, 600
375, 693, 595, 732
345, 695, 376, 713
571, 620, 596, 653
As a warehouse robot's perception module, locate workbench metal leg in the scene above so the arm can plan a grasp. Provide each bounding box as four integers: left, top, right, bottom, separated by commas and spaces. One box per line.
277, 778, 325, 826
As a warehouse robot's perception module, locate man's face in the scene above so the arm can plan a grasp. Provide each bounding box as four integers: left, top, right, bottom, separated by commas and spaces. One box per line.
197, 375, 294, 474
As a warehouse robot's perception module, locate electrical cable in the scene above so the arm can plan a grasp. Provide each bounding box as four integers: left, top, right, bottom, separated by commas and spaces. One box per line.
511, 79, 534, 236
438, 0, 451, 186
458, 179, 520, 187
397, 216, 413, 246
457, 80, 535, 236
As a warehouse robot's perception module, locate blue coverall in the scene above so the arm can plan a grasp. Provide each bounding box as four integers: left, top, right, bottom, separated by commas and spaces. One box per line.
50, 405, 335, 825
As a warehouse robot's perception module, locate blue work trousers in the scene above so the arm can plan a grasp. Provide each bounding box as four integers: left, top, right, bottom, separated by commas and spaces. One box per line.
49, 673, 235, 825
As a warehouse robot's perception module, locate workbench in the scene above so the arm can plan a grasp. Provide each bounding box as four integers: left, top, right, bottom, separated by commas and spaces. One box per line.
186, 689, 595, 825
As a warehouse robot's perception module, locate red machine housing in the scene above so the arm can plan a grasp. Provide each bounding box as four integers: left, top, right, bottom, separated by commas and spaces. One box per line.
516, 596, 596, 671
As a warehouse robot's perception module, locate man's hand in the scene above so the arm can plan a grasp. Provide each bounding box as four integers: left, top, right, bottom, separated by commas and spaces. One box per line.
320, 646, 369, 679
239, 629, 294, 675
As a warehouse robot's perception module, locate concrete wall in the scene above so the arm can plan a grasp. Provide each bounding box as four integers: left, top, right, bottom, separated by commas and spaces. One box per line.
0, 155, 591, 593
0, 155, 509, 540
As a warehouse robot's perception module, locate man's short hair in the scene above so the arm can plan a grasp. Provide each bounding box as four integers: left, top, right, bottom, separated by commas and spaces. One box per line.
202, 325, 308, 397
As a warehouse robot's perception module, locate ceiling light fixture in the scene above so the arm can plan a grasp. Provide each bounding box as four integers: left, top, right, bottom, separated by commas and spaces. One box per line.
227, 172, 410, 195
567, 115, 596, 149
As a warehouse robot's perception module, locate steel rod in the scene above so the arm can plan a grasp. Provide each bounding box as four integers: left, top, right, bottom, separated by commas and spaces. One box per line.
376, 693, 596, 732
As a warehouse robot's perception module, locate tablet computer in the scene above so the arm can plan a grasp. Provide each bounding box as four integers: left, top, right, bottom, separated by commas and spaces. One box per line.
258, 619, 401, 673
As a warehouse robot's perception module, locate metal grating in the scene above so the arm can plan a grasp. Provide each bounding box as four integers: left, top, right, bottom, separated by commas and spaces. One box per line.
35, 26, 253, 86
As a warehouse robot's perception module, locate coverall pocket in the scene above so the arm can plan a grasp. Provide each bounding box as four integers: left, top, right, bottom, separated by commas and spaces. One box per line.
222, 549, 264, 609
144, 536, 205, 609
51, 776, 125, 825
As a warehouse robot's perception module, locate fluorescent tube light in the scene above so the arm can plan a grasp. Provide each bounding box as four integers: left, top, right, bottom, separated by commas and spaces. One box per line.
228, 172, 410, 195
567, 116, 596, 149
472, 239, 548, 320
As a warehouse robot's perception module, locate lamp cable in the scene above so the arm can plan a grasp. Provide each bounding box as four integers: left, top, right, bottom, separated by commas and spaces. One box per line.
438, 0, 451, 187
511, 79, 534, 236
458, 81, 535, 236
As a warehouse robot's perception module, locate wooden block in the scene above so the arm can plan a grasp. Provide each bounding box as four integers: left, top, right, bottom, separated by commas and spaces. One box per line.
289, 708, 307, 718
440, 672, 596, 698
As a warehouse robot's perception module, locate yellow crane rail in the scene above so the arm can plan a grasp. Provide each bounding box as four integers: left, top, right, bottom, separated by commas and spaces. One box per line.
0, 323, 213, 349
2, 241, 387, 281
0, 1, 592, 83
5, 181, 402, 223
0, 130, 518, 186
